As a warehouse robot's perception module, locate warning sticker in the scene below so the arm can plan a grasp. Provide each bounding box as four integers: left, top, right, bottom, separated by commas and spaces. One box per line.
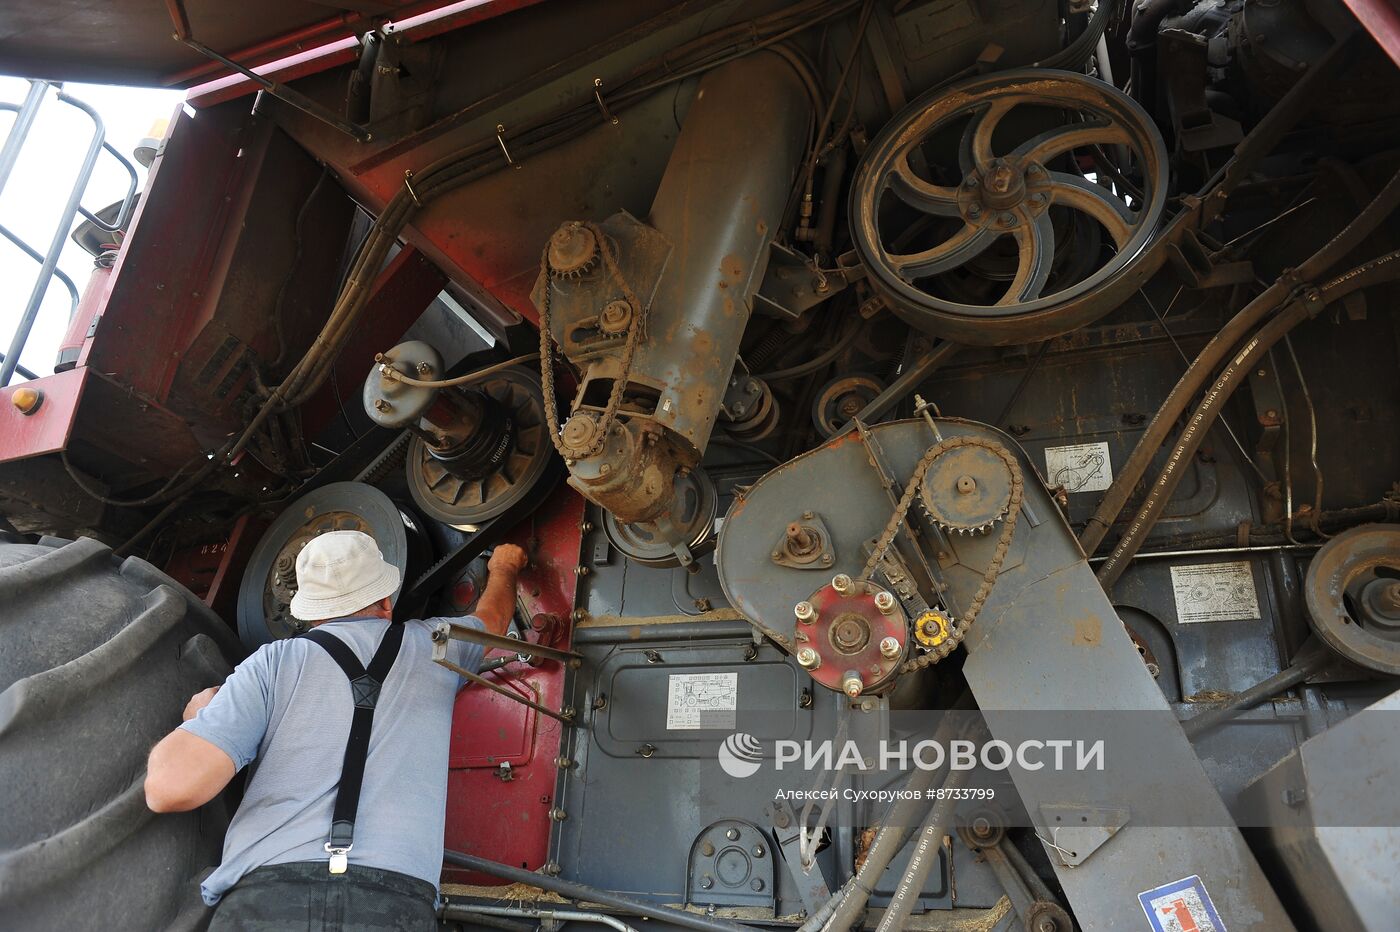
1044, 441, 1113, 494
666, 672, 738, 730
1139, 875, 1227, 932
1169, 561, 1260, 623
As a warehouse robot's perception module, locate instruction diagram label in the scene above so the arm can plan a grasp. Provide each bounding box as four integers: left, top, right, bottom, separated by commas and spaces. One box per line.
1138, 875, 1227, 932
667, 672, 738, 730
1044, 441, 1113, 494
1169, 561, 1260, 623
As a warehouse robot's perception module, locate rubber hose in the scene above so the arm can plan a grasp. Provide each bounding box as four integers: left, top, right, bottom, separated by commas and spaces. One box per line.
873, 769, 964, 932
1096, 248, 1400, 586
1080, 166, 1400, 555
441, 851, 755, 932
1038, 0, 1112, 70
816, 762, 946, 931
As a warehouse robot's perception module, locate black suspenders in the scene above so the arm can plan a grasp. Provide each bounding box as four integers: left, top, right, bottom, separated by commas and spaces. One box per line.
302, 621, 405, 874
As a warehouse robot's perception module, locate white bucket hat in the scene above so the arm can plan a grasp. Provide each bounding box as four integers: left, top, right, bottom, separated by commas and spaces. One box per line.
290, 530, 401, 622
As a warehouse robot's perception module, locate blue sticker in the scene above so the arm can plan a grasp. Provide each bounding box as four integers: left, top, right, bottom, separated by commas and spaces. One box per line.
1138, 875, 1227, 932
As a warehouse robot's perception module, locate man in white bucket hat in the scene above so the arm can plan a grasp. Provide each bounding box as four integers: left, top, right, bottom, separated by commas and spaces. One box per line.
144, 530, 528, 930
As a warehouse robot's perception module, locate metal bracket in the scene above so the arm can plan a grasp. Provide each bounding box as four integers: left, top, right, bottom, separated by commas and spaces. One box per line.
431, 619, 582, 667
850, 419, 947, 607
593, 78, 619, 125
495, 123, 519, 168
766, 799, 831, 913
1037, 805, 1130, 868
771, 511, 837, 570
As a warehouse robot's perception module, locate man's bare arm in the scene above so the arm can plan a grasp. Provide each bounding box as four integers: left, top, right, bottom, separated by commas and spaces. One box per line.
475, 544, 528, 635
145, 686, 236, 813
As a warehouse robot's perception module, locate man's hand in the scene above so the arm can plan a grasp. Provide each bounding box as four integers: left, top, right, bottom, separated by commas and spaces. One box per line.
476, 544, 528, 635
183, 686, 220, 722
488, 543, 529, 575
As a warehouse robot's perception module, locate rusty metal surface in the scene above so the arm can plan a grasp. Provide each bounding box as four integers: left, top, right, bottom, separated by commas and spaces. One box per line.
849, 69, 1170, 345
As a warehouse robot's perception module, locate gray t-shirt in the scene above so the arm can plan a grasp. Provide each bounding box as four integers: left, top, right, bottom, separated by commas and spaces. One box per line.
181, 615, 485, 905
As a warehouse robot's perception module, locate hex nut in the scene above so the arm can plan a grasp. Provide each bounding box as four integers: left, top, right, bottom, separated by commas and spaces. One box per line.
797, 647, 820, 669
832, 573, 852, 594
794, 601, 817, 623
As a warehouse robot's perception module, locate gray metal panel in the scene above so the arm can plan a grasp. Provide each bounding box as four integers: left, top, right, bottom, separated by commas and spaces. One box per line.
1239, 688, 1400, 932
715, 418, 1295, 930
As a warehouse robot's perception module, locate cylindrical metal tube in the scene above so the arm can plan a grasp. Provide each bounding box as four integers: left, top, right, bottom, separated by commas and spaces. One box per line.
628, 49, 812, 457
443, 903, 641, 932
441, 851, 756, 932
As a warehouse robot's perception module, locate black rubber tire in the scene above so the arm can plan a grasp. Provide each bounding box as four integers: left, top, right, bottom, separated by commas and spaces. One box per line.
0, 536, 245, 931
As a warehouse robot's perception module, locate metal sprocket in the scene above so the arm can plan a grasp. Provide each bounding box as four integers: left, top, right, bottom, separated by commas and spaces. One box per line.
918, 443, 1014, 534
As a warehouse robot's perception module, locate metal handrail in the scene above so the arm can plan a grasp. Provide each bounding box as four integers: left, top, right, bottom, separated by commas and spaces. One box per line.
77, 141, 139, 234
0, 222, 80, 317
0, 83, 132, 386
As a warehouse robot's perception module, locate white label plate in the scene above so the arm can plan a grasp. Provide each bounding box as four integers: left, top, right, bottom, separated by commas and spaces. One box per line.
1044, 441, 1113, 493
666, 672, 738, 730
1169, 561, 1260, 623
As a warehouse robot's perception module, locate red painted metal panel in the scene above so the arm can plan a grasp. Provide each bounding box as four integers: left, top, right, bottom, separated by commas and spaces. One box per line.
1344, 0, 1400, 68
86, 104, 252, 404
442, 484, 584, 884
0, 369, 87, 464
184, 0, 549, 106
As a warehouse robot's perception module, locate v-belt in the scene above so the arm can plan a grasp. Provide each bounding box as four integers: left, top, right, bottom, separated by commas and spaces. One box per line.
302, 620, 405, 874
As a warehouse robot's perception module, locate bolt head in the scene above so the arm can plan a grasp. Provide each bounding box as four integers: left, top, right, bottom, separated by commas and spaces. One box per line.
842, 672, 864, 698
999, 212, 1016, 226
794, 601, 817, 623
797, 647, 820, 669
879, 636, 902, 659
373, 398, 391, 412
416, 361, 433, 376
831, 573, 852, 594
700, 876, 714, 890
967, 204, 982, 219
726, 827, 740, 841
873, 591, 896, 614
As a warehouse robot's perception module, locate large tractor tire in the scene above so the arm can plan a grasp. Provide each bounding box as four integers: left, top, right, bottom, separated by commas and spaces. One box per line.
0, 536, 245, 931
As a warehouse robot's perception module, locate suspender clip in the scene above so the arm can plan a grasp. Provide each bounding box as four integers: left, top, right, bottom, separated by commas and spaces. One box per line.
325, 842, 352, 874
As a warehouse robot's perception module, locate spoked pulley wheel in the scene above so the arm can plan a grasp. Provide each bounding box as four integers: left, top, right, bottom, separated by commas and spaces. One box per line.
850, 69, 1168, 345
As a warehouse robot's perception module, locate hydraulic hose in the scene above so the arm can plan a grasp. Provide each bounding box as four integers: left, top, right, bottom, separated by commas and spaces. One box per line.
808, 697, 974, 932
441, 851, 755, 932
873, 769, 966, 932
809, 767, 939, 932
1080, 166, 1400, 556
1096, 248, 1400, 588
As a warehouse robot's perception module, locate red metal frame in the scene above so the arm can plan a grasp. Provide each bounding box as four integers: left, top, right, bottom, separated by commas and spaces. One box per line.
0, 368, 87, 464
1344, 0, 1400, 68
182, 0, 549, 106
442, 483, 584, 885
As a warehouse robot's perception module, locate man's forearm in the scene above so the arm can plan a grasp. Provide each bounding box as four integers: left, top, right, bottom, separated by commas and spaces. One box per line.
475, 568, 518, 634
